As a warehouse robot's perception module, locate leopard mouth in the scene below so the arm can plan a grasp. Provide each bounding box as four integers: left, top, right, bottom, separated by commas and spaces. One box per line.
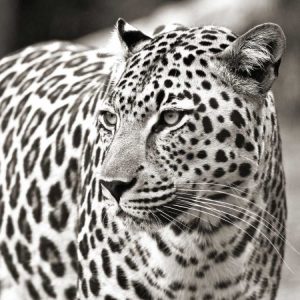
116, 197, 190, 227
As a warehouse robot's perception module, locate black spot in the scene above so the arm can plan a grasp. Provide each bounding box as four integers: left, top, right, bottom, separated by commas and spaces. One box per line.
102, 248, 112, 277
235, 134, 245, 148
169, 281, 184, 291
215, 150, 228, 162
164, 80, 173, 88
195, 168, 202, 175
196, 70, 206, 77
197, 103, 206, 112
95, 228, 104, 242
67, 241, 78, 272
200, 41, 212, 46
215, 279, 232, 289
192, 93, 201, 105
26, 280, 40, 300
48, 182, 62, 207
38, 267, 56, 298
79, 234, 89, 259
26, 179, 42, 223
187, 122, 196, 132
18, 207, 32, 242
74, 62, 104, 76
132, 281, 153, 300
0, 242, 19, 282
239, 163, 252, 177
89, 261, 100, 296
101, 207, 108, 228
116, 265, 129, 289
72, 125, 82, 148
81, 278, 88, 298
9, 174, 20, 210
190, 138, 199, 145
168, 69, 180, 77
65, 286, 77, 300
107, 237, 122, 253
23, 138, 40, 178
221, 91, 230, 101
209, 98, 219, 109
125, 255, 139, 271
202, 80, 211, 90
156, 90, 165, 110
16, 241, 33, 274
6, 216, 14, 238
21, 109, 45, 148
229, 163, 237, 172
39, 236, 65, 277
202, 34, 217, 40
186, 153, 194, 160
216, 129, 230, 143
41, 145, 51, 179
49, 202, 70, 232
202, 116, 213, 133
175, 255, 188, 267
153, 233, 171, 256
183, 54, 195, 66
199, 58, 208, 67
173, 53, 182, 60
55, 126, 65, 165
230, 110, 246, 128
104, 295, 118, 300
46, 105, 67, 137
217, 115, 224, 123
197, 150, 207, 159
234, 97, 243, 107
245, 142, 255, 152
227, 35, 236, 42
214, 251, 228, 263
213, 168, 225, 178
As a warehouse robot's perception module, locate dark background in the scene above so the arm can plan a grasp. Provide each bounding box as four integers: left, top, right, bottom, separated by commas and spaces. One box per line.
0, 0, 299, 298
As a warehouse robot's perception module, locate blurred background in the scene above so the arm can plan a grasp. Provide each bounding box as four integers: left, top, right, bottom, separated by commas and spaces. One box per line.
0, 0, 299, 298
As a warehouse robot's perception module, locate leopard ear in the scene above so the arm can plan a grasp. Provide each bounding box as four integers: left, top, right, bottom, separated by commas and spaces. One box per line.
220, 23, 286, 95
115, 18, 152, 55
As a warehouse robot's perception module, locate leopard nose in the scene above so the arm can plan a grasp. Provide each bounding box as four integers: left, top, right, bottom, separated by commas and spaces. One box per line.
100, 178, 137, 203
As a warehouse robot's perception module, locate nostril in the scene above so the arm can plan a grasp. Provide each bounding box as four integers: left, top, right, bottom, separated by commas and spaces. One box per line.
101, 178, 137, 203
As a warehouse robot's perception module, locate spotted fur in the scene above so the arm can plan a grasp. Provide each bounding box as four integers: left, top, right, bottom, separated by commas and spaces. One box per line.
0, 20, 286, 300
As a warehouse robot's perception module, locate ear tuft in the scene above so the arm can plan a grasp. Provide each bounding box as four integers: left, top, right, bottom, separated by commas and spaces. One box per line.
220, 23, 286, 95
116, 18, 152, 54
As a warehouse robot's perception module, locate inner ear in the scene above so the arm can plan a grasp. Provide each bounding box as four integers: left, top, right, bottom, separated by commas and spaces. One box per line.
220, 23, 286, 94
117, 18, 152, 54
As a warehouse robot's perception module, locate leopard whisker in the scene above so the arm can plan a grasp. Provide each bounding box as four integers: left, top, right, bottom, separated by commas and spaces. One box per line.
177, 195, 299, 256
156, 208, 188, 232
172, 201, 294, 274
176, 189, 290, 245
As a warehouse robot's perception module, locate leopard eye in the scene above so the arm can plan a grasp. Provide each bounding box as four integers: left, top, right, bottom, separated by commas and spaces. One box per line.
161, 110, 182, 126
101, 111, 117, 128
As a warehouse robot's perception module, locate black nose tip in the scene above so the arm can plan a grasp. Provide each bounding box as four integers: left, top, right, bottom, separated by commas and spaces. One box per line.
101, 178, 137, 202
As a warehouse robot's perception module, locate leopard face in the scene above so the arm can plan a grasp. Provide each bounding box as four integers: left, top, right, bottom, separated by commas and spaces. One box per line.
97, 20, 285, 231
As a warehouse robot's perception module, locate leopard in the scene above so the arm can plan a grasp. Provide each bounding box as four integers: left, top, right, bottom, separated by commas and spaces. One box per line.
0, 19, 287, 300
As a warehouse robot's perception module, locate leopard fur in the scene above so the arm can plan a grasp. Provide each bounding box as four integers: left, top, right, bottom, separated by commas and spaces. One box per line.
0, 20, 287, 300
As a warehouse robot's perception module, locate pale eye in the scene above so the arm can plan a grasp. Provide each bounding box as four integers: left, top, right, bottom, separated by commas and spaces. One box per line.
162, 111, 181, 126
101, 111, 117, 127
